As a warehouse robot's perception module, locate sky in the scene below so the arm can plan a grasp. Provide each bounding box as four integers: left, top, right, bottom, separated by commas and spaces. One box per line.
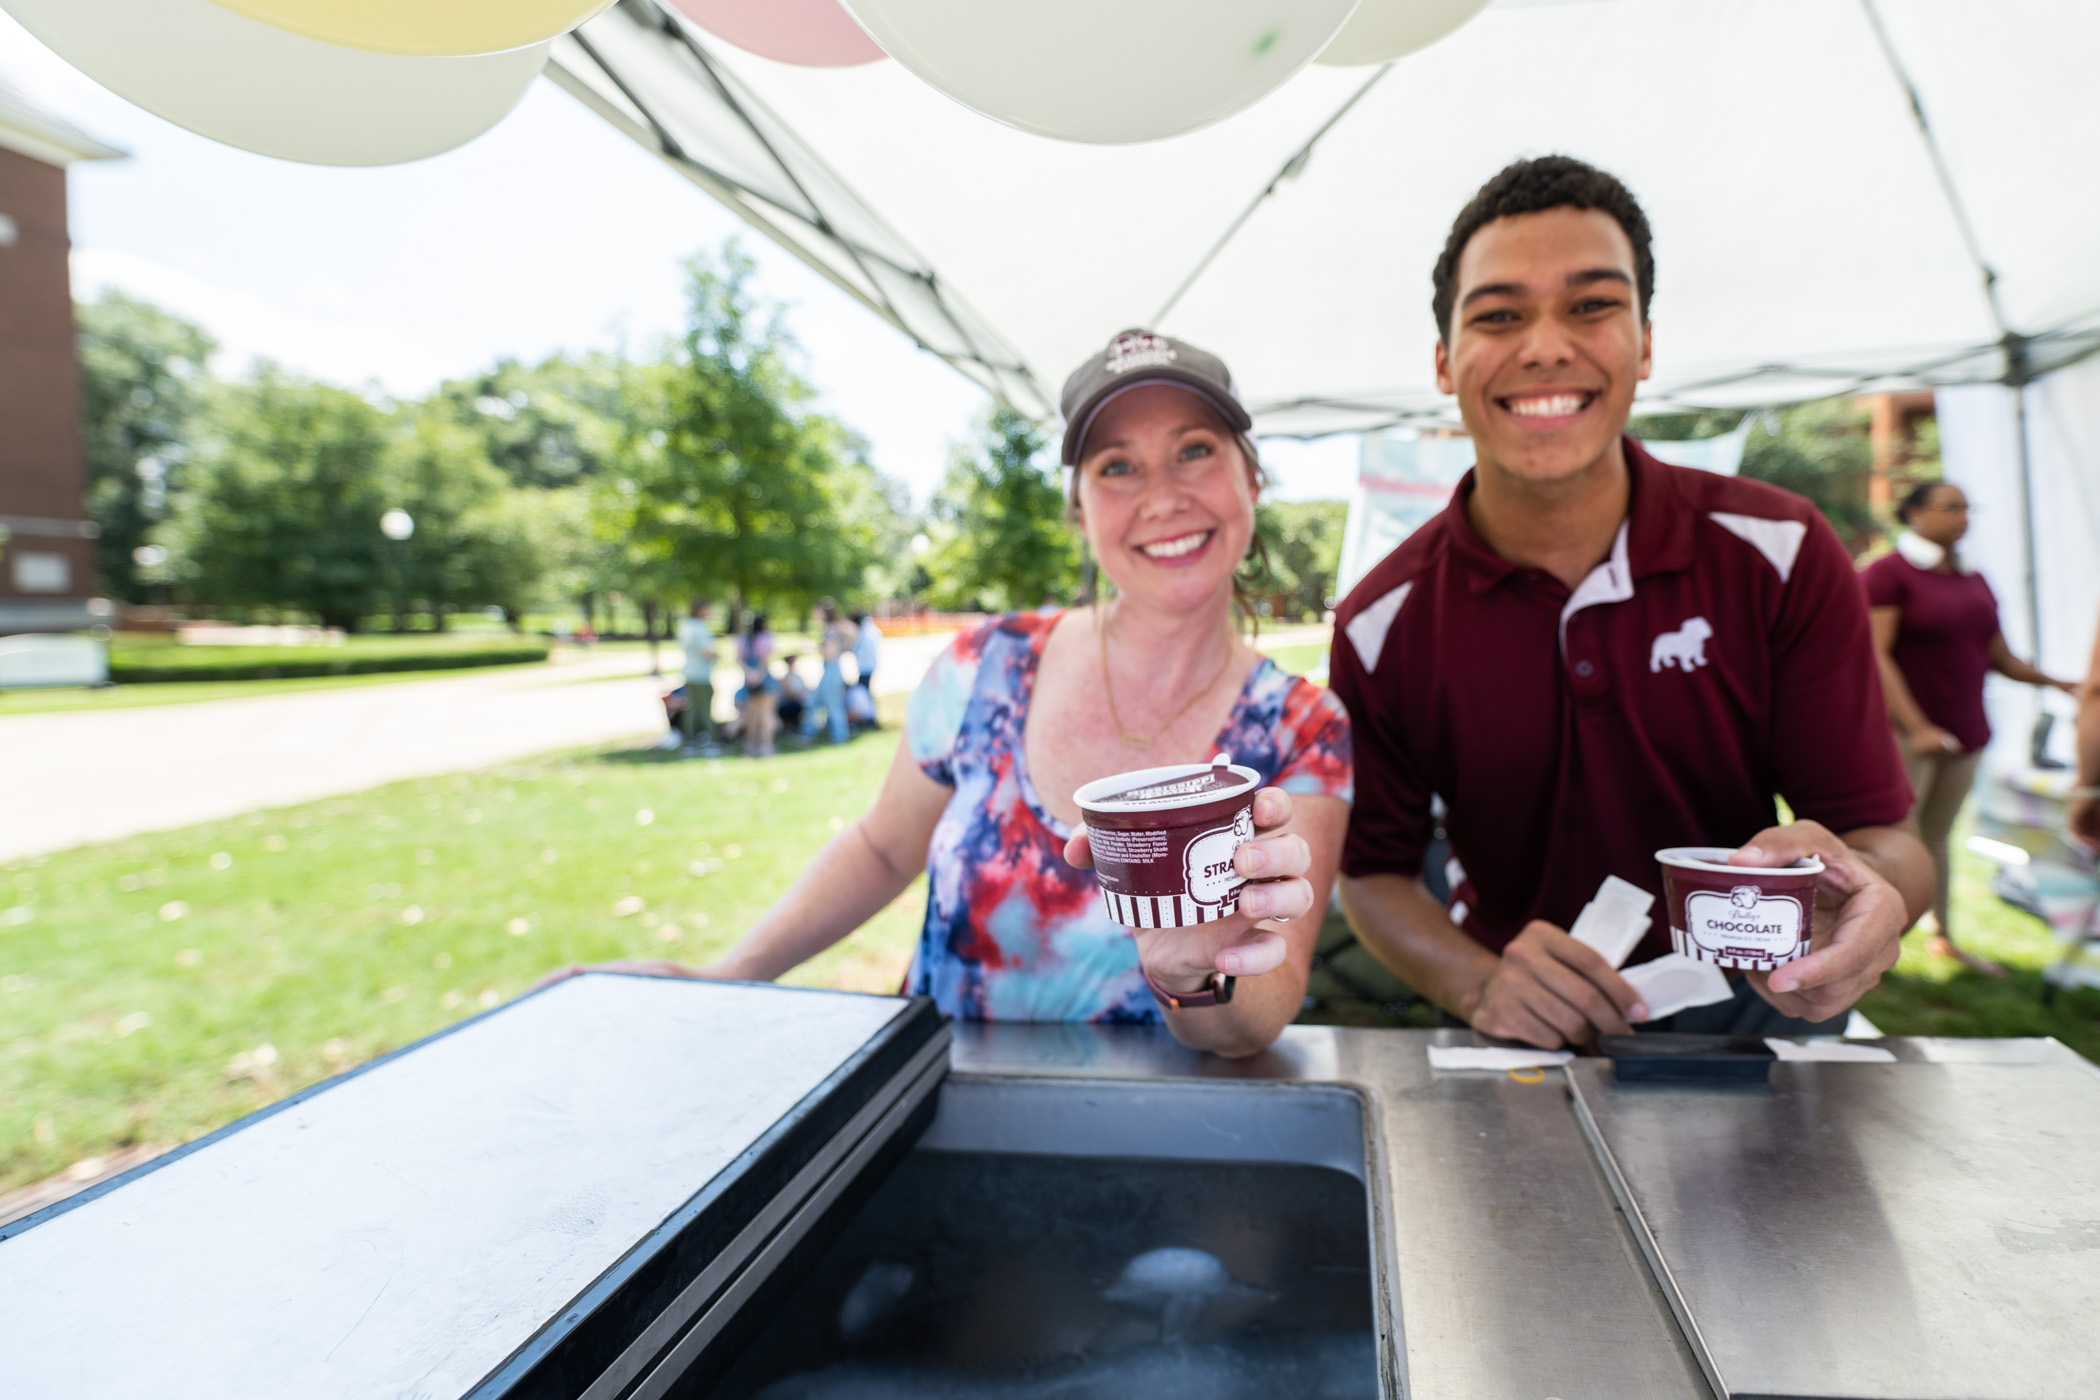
0, 12, 1358, 507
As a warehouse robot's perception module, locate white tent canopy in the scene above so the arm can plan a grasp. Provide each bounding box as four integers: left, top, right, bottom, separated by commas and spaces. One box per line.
551, 0, 2100, 434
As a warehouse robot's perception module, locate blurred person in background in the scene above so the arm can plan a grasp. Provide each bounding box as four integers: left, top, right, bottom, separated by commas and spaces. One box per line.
804, 599, 852, 745
2071, 611, 2100, 851
676, 599, 719, 758
853, 611, 883, 721
739, 612, 780, 758
777, 653, 811, 734
1863, 480, 2081, 973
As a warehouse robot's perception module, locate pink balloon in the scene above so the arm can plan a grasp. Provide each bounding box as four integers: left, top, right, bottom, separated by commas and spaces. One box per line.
672, 0, 885, 67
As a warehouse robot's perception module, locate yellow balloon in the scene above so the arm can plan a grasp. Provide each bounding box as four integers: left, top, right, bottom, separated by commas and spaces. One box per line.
204, 0, 616, 57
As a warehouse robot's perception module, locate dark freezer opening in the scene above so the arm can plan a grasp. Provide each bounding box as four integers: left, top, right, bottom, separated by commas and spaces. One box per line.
710, 1148, 1377, 1399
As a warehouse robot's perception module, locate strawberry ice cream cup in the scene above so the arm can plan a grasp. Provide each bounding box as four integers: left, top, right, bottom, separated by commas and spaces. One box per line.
1076, 756, 1262, 929
1657, 846, 1826, 971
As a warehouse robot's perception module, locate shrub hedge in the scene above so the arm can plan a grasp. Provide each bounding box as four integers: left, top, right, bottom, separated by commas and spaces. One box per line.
110, 641, 550, 683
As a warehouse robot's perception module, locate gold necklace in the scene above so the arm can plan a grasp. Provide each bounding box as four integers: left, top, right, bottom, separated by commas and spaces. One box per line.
1098, 601, 1236, 750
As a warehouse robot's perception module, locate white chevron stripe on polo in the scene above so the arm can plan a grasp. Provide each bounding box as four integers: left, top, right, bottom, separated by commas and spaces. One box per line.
1344, 581, 1412, 674
1709, 512, 1808, 583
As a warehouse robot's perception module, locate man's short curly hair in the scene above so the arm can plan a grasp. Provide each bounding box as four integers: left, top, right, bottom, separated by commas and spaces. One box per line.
1432, 156, 1655, 341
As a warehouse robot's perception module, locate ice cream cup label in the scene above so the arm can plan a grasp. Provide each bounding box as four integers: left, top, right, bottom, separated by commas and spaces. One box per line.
1683, 886, 1805, 962
1076, 758, 1262, 930
1185, 808, 1258, 905
1656, 845, 1822, 972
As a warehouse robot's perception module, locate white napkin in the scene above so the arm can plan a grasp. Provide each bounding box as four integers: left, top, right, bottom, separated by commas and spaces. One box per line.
1765, 1038, 1897, 1063
1569, 874, 1656, 969
1621, 953, 1734, 1021
1427, 1046, 1574, 1071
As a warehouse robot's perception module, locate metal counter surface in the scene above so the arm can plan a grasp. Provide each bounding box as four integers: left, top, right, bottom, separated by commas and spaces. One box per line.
1569, 1040, 2100, 1400
951, 1022, 1714, 1400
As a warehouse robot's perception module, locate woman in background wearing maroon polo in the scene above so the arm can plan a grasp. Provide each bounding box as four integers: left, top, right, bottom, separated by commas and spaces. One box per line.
1863, 480, 2081, 973
2070, 612, 2100, 852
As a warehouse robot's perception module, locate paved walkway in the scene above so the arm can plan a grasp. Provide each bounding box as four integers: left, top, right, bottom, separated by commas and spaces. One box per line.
0, 633, 954, 863
1, 625, 1326, 863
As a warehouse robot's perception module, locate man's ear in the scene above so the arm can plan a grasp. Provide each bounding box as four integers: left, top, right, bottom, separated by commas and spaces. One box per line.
1638, 319, 1654, 382
1434, 334, 1455, 396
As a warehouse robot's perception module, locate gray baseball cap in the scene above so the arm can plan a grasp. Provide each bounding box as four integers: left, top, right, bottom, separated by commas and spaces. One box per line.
1058, 328, 1252, 467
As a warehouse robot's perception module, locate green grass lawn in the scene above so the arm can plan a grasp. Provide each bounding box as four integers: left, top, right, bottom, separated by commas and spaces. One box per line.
0, 729, 921, 1193
0, 657, 580, 718
1260, 641, 1327, 679
0, 632, 843, 718
1858, 831, 2100, 1057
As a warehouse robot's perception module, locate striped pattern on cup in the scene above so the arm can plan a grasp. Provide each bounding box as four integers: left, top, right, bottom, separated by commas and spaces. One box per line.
1670, 923, 1804, 972
1100, 888, 1241, 929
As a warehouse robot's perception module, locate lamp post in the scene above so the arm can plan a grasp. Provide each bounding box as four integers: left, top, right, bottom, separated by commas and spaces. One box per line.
380, 508, 414, 633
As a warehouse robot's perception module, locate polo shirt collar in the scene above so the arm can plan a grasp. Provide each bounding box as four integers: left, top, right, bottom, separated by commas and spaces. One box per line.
1445, 434, 1697, 595
1895, 528, 1973, 574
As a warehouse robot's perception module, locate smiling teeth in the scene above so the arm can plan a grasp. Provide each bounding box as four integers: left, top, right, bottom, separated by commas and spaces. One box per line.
1140, 532, 1208, 559
1508, 393, 1589, 418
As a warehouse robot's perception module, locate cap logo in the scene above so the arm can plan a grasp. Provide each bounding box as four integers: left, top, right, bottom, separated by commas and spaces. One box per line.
1105, 331, 1177, 377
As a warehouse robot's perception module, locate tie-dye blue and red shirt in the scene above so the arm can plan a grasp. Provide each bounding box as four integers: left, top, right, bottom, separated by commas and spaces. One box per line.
905, 610, 1353, 1023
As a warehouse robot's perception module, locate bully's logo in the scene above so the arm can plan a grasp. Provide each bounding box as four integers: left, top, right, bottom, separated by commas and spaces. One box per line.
1731, 885, 1761, 911
1183, 806, 1256, 906
1649, 616, 1713, 673
1106, 331, 1177, 377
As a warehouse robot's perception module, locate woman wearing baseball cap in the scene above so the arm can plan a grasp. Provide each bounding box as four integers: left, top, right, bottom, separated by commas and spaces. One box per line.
543, 330, 1351, 1058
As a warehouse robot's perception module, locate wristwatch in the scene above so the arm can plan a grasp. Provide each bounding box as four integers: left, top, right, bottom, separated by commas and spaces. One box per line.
1144, 966, 1235, 1011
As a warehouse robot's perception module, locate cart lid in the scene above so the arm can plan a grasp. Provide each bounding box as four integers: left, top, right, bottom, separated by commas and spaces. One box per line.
0, 975, 945, 1400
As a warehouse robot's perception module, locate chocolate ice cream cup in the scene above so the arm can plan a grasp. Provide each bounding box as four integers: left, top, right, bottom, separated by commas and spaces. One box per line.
1076, 757, 1263, 929
1656, 847, 1826, 971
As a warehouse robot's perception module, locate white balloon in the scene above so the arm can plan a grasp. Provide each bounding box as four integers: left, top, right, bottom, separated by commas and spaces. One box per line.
838, 0, 1361, 145
1316, 0, 1491, 65
1, 0, 548, 166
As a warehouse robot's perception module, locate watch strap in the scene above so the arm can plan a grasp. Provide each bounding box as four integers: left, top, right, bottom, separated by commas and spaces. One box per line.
1144, 967, 1236, 1010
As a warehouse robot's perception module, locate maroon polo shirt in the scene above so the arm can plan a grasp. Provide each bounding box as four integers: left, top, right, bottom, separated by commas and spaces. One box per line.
1860, 550, 2001, 753
1331, 437, 1912, 966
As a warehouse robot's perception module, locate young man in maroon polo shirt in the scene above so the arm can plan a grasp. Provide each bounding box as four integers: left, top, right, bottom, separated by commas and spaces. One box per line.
1332, 157, 1932, 1047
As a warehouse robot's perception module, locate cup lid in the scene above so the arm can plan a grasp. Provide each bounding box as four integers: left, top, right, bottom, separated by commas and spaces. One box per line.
1076, 754, 1261, 814
1655, 846, 1825, 877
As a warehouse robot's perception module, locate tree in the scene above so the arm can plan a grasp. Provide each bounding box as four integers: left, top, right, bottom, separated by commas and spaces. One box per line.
156, 372, 393, 629
380, 412, 523, 630
1253, 500, 1348, 620
922, 404, 1079, 612
424, 353, 628, 489
1633, 400, 1881, 554
1740, 401, 1878, 554
457, 486, 595, 628
77, 293, 217, 599
816, 419, 918, 603
613, 245, 888, 621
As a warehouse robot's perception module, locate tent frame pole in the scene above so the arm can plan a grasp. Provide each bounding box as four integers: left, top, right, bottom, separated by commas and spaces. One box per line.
2005, 333, 2043, 665
1863, 0, 2045, 663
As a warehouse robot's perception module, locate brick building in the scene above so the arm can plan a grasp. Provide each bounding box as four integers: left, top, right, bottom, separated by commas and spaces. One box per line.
0, 82, 120, 633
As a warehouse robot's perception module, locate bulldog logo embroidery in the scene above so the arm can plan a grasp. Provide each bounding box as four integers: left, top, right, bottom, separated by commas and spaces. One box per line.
1650, 616, 1713, 673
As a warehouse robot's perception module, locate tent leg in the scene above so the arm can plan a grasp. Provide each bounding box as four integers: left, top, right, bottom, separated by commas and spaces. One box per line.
2012, 379, 2042, 665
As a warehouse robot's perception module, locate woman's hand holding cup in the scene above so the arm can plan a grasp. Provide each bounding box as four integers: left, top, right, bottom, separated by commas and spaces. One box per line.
1065, 786, 1311, 995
